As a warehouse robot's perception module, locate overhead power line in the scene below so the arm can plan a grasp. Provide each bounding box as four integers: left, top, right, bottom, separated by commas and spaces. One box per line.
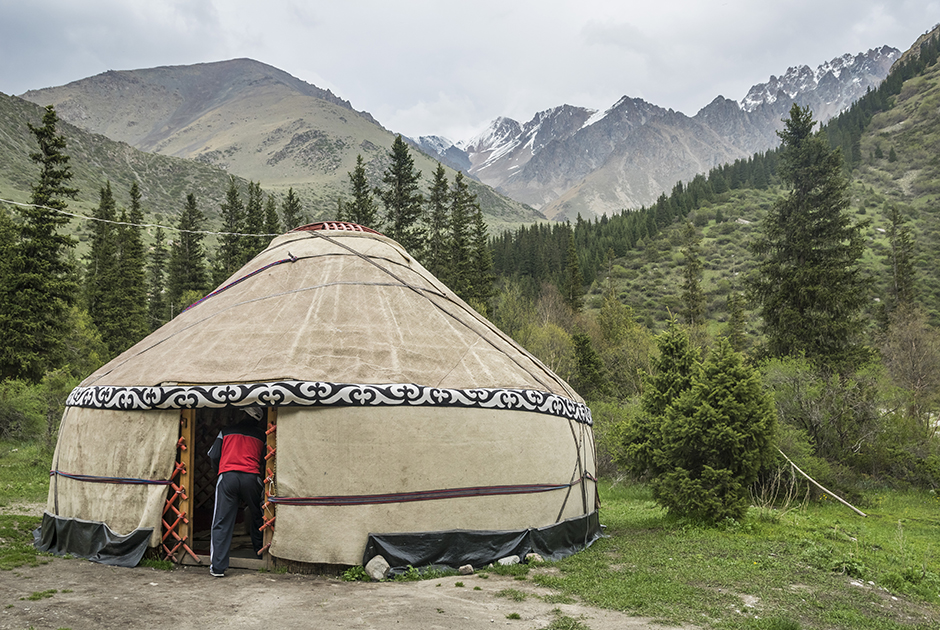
0, 197, 281, 237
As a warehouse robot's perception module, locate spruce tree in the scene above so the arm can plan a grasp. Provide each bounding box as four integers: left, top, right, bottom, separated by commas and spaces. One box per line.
0, 105, 79, 381
242, 181, 266, 262
747, 104, 869, 372
147, 227, 169, 330
424, 163, 450, 279
726, 291, 747, 352
562, 233, 584, 311
112, 182, 149, 353
468, 201, 494, 308
885, 203, 916, 315
620, 317, 699, 478
85, 182, 119, 336
214, 177, 245, 284
379, 135, 424, 255
654, 337, 776, 522
281, 187, 305, 230
345, 154, 379, 228
680, 221, 705, 327
0, 207, 20, 369
263, 195, 281, 237
572, 333, 608, 399
167, 193, 210, 315
447, 171, 474, 297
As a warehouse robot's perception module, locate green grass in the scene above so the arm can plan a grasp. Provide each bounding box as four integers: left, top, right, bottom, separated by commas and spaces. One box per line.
495, 588, 528, 602
530, 481, 940, 629
2, 440, 939, 629
0, 441, 50, 570
0, 514, 44, 570
21, 588, 57, 601
0, 441, 52, 504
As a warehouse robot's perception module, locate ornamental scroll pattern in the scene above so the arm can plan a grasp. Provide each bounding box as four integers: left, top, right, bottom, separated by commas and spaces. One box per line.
66, 381, 592, 425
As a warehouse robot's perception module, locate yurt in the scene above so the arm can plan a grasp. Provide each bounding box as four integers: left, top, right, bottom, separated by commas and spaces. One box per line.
38, 222, 600, 570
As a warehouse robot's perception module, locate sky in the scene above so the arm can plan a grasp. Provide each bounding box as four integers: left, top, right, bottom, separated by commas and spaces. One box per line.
0, 1, 936, 142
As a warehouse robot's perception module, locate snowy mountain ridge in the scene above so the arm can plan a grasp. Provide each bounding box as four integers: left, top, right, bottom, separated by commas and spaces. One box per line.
411, 43, 902, 220
740, 45, 899, 111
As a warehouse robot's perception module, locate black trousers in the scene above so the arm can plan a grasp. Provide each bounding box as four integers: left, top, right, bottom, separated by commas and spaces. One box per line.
210, 471, 264, 573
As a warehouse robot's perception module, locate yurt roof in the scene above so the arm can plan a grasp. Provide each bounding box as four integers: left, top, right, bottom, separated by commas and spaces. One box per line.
80, 224, 580, 401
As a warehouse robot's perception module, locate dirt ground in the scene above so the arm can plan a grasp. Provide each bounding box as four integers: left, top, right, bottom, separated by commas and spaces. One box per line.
1, 503, 694, 630
0, 557, 698, 630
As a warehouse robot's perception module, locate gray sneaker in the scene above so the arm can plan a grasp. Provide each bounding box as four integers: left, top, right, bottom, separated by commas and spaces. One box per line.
209, 568, 225, 577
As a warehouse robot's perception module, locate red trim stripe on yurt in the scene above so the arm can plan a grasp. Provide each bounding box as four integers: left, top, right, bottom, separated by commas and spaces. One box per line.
292, 221, 381, 234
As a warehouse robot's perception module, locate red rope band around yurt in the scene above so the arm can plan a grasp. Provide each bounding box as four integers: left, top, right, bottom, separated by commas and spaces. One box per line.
50, 470, 173, 485
267, 474, 597, 507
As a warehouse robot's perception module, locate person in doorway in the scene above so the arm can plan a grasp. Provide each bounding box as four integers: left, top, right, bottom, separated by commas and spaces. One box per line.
208, 406, 266, 577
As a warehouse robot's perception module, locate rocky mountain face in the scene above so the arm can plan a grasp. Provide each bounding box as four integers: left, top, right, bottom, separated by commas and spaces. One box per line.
19, 59, 541, 230
417, 46, 900, 221
741, 45, 899, 120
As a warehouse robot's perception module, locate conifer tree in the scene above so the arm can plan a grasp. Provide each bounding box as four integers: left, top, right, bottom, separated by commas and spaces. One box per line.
0, 207, 20, 369
424, 163, 450, 279
112, 182, 149, 353
884, 203, 916, 315
726, 291, 747, 352
214, 177, 245, 284
0, 105, 79, 381
747, 104, 869, 372
619, 318, 699, 481
681, 222, 705, 327
379, 135, 424, 255
242, 181, 266, 262
654, 337, 776, 522
85, 182, 119, 337
447, 171, 474, 297
562, 233, 584, 311
281, 187, 305, 230
263, 195, 281, 237
572, 333, 608, 399
167, 193, 209, 315
345, 154, 379, 228
468, 201, 494, 307
148, 227, 169, 330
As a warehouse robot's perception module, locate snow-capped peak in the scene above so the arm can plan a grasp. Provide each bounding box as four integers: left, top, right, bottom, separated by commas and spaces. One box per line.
740, 45, 900, 112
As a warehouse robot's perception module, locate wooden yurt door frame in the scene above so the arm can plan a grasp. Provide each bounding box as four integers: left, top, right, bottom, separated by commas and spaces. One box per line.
163, 407, 277, 568
162, 409, 198, 563
261, 407, 277, 570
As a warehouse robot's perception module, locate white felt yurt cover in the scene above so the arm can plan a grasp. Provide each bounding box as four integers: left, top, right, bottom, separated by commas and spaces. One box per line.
41, 223, 600, 568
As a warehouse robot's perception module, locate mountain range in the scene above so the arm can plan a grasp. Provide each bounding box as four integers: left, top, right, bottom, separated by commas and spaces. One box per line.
15, 59, 540, 231
414, 46, 900, 221
11, 45, 901, 230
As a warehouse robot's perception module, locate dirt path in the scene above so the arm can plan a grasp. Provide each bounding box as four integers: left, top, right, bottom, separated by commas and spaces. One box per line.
1, 556, 696, 630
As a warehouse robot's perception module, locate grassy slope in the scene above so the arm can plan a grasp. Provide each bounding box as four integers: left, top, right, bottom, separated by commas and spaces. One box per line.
537, 481, 940, 629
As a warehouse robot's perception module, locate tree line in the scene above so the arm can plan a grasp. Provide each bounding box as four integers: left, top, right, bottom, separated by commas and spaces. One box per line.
0, 113, 495, 394
336, 136, 494, 309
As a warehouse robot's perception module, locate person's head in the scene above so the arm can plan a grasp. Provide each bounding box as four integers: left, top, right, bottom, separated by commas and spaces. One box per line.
236, 406, 264, 425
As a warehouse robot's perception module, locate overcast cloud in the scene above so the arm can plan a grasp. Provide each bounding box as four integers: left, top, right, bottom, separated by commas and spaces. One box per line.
0, 1, 936, 141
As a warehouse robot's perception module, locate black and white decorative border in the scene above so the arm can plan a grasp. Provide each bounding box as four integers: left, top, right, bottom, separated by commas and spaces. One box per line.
66, 381, 592, 425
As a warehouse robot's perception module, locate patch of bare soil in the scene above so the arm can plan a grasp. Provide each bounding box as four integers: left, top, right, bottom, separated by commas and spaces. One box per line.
0, 556, 697, 630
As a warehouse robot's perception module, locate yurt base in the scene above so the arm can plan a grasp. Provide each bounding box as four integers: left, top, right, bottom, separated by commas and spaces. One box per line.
179, 550, 264, 571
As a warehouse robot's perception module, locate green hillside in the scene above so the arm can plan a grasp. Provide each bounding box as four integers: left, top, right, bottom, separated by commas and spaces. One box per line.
494, 29, 940, 336
0, 92, 251, 251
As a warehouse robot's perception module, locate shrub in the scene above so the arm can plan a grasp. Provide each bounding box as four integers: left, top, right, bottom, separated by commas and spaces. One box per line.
652, 338, 777, 522
0, 379, 45, 440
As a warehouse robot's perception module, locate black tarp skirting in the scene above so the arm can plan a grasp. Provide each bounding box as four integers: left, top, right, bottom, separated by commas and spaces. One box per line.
362, 510, 601, 572
34, 513, 152, 568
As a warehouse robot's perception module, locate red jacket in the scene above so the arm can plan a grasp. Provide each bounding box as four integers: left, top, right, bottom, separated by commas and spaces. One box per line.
208, 420, 265, 475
